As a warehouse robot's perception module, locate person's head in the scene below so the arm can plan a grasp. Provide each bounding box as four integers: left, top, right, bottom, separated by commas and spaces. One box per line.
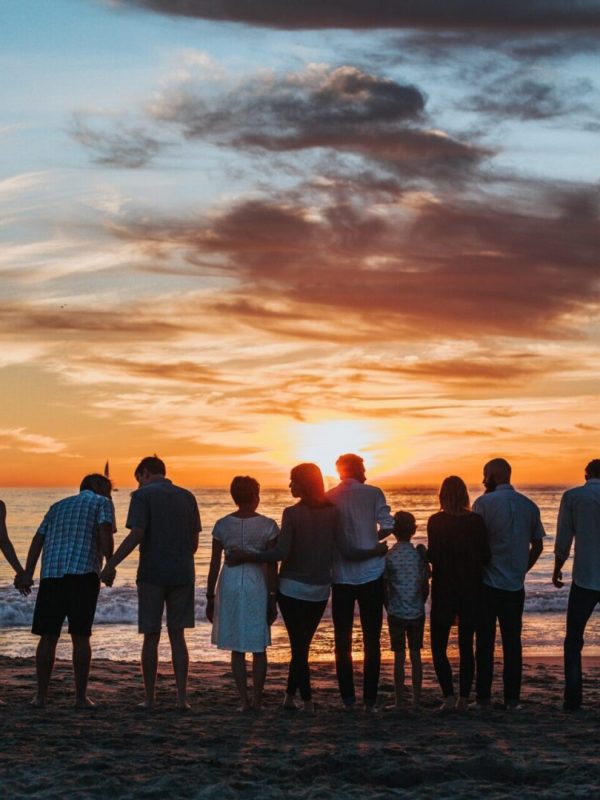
335, 453, 366, 483
289, 463, 327, 506
134, 455, 166, 486
439, 475, 470, 515
585, 459, 600, 480
393, 511, 416, 541
80, 473, 112, 498
482, 457, 511, 492
230, 475, 260, 509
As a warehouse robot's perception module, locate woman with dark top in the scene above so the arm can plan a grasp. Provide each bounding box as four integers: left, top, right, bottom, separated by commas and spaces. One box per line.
427, 475, 490, 711
228, 463, 385, 712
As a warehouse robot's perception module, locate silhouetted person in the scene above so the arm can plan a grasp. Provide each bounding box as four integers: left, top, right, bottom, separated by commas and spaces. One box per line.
553, 459, 600, 711
327, 453, 393, 711
384, 511, 429, 709
473, 458, 545, 710
427, 476, 490, 712
21, 475, 115, 708
101, 456, 200, 710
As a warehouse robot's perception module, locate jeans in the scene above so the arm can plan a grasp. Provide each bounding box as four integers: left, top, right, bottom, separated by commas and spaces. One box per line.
430, 596, 479, 699
564, 582, 600, 710
331, 577, 384, 706
277, 592, 328, 702
476, 584, 525, 706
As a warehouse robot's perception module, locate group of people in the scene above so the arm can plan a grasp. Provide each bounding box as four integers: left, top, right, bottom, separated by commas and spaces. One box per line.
1, 453, 599, 715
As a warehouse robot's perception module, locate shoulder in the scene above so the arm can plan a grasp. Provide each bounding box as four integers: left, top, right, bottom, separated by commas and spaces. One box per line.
0, 499, 5, 517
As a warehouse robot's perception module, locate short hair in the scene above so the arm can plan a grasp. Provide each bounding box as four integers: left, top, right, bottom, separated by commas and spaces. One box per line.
483, 457, 512, 481
439, 475, 470, 516
134, 456, 166, 478
335, 453, 364, 478
290, 463, 328, 506
230, 475, 260, 506
586, 459, 600, 479
80, 474, 112, 497
393, 511, 416, 538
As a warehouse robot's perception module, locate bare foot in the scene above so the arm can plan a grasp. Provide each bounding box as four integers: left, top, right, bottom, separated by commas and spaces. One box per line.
0, 698, 5, 706
137, 700, 154, 710
31, 696, 46, 708
237, 702, 253, 713
282, 693, 297, 710
75, 697, 96, 709
301, 700, 315, 714
456, 697, 469, 713
176, 700, 192, 712
385, 703, 404, 711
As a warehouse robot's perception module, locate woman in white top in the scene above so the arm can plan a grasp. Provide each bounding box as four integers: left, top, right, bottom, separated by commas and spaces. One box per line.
206, 476, 278, 711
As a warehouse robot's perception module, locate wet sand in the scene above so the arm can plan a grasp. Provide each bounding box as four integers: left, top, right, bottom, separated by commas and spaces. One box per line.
1, 655, 600, 798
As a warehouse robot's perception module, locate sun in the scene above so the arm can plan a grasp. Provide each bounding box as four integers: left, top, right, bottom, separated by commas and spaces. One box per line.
291, 419, 376, 480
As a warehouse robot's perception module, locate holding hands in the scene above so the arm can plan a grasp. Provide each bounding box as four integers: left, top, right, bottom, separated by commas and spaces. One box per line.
14, 571, 33, 596
100, 564, 116, 587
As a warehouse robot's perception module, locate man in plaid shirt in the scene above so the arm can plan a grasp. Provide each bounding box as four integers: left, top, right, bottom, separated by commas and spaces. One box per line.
20, 474, 115, 708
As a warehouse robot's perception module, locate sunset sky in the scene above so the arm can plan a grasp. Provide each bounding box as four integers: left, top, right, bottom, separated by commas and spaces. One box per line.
1, 0, 599, 488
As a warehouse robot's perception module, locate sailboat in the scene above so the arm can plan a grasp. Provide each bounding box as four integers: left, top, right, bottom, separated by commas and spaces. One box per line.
103, 460, 118, 490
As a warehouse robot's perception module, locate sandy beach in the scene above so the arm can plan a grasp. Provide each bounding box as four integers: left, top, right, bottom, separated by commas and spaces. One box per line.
2, 655, 600, 798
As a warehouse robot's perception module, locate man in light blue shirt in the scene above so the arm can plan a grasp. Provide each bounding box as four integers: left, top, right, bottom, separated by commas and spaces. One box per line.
472, 458, 545, 709
553, 459, 600, 711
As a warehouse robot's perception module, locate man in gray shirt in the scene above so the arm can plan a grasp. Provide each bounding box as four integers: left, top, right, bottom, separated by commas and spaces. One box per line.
473, 458, 545, 709
553, 459, 600, 711
101, 456, 201, 710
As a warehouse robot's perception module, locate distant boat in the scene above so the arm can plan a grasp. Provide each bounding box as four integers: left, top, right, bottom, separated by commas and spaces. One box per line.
104, 460, 118, 490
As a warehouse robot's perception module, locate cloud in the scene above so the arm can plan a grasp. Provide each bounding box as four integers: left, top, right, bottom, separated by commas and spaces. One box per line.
466, 75, 592, 121
71, 113, 165, 168
117, 1, 600, 30
0, 428, 67, 455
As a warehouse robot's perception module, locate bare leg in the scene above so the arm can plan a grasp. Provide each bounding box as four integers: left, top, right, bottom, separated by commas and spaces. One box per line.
33, 634, 59, 707
71, 634, 94, 708
252, 651, 267, 711
168, 627, 190, 710
409, 648, 422, 708
140, 632, 161, 709
386, 649, 406, 710
231, 651, 250, 711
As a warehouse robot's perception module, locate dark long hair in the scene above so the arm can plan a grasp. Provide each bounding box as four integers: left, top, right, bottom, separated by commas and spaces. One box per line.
439, 475, 470, 516
291, 463, 329, 507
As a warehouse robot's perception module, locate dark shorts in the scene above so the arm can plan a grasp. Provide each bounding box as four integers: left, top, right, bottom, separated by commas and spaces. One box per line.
388, 613, 425, 651
32, 573, 100, 638
137, 582, 195, 634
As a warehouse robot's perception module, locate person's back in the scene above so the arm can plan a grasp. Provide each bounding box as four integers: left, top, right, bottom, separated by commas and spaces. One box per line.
278, 502, 338, 585
129, 478, 199, 586
427, 510, 489, 601
385, 539, 427, 620
556, 478, 600, 591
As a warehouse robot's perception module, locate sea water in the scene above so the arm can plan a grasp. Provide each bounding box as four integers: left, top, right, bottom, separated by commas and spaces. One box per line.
0, 485, 595, 662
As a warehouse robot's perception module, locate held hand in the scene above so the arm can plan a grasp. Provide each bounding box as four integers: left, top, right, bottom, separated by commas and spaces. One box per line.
267, 596, 278, 626
552, 569, 564, 589
100, 565, 116, 587
224, 548, 246, 566
14, 572, 33, 596
373, 542, 389, 557
205, 597, 215, 623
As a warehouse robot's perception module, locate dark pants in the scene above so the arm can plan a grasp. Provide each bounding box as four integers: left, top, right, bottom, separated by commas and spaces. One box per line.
476, 584, 525, 706
331, 577, 384, 706
277, 592, 327, 702
564, 582, 600, 710
430, 596, 479, 699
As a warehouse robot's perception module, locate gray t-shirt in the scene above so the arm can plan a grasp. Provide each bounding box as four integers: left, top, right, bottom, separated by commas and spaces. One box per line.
126, 478, 201, 586
472, 484, 545, 592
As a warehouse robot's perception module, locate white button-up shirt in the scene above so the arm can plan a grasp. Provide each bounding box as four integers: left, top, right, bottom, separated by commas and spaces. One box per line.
326, 478, 394, 585
472, 484, 545, 592
555, 479, 600, 591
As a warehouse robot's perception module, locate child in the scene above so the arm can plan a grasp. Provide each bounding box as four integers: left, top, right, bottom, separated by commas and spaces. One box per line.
206, 476, 278, 712
384, 511, 430, 709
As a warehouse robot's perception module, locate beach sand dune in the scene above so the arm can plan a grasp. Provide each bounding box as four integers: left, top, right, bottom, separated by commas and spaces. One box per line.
1, 656, 600, 798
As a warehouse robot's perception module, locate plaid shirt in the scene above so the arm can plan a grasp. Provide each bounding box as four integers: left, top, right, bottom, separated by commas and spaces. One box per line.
38, 490, 114, 579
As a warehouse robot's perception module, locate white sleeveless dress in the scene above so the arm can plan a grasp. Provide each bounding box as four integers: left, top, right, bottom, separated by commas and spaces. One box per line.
211, 513, 279, 652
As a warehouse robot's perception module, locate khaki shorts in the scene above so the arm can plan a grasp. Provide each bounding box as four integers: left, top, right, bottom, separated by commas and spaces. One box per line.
388, 613, 425, 651
137, 582, 195, 634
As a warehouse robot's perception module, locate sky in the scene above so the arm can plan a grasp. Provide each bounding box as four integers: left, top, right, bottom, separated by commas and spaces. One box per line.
1, 0, 599, 488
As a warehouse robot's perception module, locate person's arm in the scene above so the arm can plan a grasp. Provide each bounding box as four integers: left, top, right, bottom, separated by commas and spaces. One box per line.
266, 562, 278, 625
227, 515, 289, 565
100, 527, 144, 586
527, 539, 543, 573
333, 506, 388, 560
98, 522, 114, 563
0, 501, 27, 587
376, 489, 394, 539
417, 544, 430, 601
553, 494, 572, 588
205, 538, 224, 623
191, 498, 201, 554
20, 532, 44, 593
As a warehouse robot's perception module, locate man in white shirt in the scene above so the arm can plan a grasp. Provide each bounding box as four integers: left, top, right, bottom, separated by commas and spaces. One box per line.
472, 458, 545, 710
326, 453, 393, 710
553, 459, 600, 711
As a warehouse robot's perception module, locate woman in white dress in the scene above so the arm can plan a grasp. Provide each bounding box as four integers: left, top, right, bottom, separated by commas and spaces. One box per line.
206, 476, 278, 711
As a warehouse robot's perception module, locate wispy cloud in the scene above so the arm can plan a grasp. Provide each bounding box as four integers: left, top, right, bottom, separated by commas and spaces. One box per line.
0, 428, 67, 455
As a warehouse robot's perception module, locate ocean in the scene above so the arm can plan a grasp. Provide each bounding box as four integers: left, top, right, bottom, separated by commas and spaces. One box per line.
0, 485, 594, 662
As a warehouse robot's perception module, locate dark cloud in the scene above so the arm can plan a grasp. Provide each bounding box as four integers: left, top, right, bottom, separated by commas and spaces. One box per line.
71, 114, 165, 168
467, 75, 592, 121
110, 182, 600, 341
118, 1, 600, 30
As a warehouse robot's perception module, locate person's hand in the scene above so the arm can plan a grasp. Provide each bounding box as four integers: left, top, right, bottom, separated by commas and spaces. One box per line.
267, 595, 278, 625
14, 572, 33, 596
552, 569, 564, 588
225, 548, 247, 566
205, 596, 215, 623
373, 542, 389, 557
101, 564, 116, 587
